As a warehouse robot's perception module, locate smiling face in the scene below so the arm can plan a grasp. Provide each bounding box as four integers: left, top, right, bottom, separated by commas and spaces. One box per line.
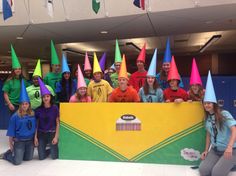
14, 68, 22, 76
32, 76, 39, 86
147, 76, 155, 87
52, 64, 61, 73
162, 62, 170, 73
78, 87, 87, 96
169, 79, 179, 88
136, 61, 145, 71
42, 94, 51, 105
203, 102, 214, 113
114, 62, 121, 73
63, 72, 70, 80
191, 84, 200, 94
20, 102, 30, 112
93, 72, 102, 81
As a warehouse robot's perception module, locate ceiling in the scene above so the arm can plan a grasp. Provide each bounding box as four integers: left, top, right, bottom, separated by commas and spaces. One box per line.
0, 3, 236, 69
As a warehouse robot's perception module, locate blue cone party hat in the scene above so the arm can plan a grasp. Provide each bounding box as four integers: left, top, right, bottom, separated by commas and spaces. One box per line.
99, 52, 106, 72
204, 71, 217, 103
163, 37, 172, 63
38, 77, 51, 96
62, 53, 70, 73
147, 49, 157, 77
19, 79, 30, 103
110, 63, 116, 70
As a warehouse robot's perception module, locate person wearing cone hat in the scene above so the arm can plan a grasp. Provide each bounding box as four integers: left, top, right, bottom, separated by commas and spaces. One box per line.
87, 52, 113, 102
156, 38, 184, 89
3, 80, 36, 165
70, 64, 91, 102
139, 49, 163, 102
26, 59, 55, 109
2, 45, 30, 115
188, 58, 204, 102
199, 71, 236, 176
163, 56, 188, 103
110, 39, 131, 88
129, 43, 148, 92
44, 40, 62, 95
34, 77, 59, 160
55, 53, 76, 102
109, 55, 140, 102
84, 52, 93, 81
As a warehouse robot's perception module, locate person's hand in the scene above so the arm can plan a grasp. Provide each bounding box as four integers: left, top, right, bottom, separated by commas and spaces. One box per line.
201, 151, 208, 160
8, 103, 15, 111
224, 146, 233, 159
187, 100, 193, 103
165, 99, 171, 103
174, 98, 184, 103
34, 137, 38, 146
52, 137, 58, 145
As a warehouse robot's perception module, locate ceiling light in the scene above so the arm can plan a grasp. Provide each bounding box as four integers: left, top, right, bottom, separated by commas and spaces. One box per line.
100, 31, 108, 34
199, 35, 222, 53
16, 36, 24, 40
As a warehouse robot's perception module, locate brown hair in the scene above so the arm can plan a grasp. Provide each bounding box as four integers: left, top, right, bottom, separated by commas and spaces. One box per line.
143, 78, 160, 95
75, 89, 89, 102
189, 85, 204, 101
159, 69, 168, 81
204, 103, 224, 130
17, 103, 34, 117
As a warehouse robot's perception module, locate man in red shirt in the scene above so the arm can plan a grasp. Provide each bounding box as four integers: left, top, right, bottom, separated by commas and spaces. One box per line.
164, 56, 188, 102
129, 43, 147, 92
109, 55, 140, 102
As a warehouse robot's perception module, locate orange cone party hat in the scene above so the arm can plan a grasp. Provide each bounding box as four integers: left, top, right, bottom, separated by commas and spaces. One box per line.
118, 54, 128, 80
167, 56, 180, 81
136, 43, 146, 63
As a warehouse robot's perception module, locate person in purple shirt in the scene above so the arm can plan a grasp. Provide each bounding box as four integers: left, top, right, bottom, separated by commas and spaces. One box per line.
34, 78, 60, 160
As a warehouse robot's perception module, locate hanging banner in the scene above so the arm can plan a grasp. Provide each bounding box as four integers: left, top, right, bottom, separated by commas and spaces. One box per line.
59, 102, 205, 165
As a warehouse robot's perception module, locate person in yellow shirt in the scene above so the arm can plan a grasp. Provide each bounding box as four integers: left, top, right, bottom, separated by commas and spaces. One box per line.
87, 53, 113, 102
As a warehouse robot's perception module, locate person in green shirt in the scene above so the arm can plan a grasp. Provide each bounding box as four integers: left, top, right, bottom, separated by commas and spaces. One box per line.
26, 60, 55, 109
2, 45, 29, 115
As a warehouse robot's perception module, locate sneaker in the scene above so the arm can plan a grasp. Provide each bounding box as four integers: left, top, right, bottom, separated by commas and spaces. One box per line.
2, 149, 12, 160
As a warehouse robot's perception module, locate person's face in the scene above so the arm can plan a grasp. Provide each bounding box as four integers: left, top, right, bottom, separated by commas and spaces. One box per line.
118, 77, 128, 88
115, 62, 121, 72
78, 87, 87, 96
21, 102, 29, 112
52, 64, 61, 73
136, 61, 145, 70
191, 84, 200, 94
42, 94, 51, 104
162, 62, 170, 73
169, 79, 178, 88
32, 76, 39, 86
63, 72, 70, 80
75, 70, 78, 77
108, 68, 115, 76
203, 102, 214, 113
14, 68, 22, 76
84, 70, 92, 77
94, 72, 102, 81
147, 76, 155, 86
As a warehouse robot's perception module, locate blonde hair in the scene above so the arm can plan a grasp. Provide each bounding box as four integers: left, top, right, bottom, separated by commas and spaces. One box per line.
17, 103, 34, 117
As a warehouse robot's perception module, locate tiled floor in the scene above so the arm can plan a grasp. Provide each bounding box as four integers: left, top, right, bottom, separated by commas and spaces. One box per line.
1, 130, 236, 176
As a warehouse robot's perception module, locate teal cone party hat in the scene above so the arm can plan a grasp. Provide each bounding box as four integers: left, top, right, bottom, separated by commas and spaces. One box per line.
147, 49, 157, 77
204, 70, 217, 103
62, 53, 70, 73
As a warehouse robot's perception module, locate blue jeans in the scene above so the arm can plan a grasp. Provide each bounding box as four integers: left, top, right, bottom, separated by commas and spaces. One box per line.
4, 139, 34, 165
37, 131, 58, 160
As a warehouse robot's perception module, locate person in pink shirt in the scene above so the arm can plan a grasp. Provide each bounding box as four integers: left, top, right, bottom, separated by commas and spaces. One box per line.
69, 64, 91, 103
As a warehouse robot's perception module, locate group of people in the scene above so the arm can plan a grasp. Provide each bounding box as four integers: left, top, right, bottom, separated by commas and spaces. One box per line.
1, 39, 236, 176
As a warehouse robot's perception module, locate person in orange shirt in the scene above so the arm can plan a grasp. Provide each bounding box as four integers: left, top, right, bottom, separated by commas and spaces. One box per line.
109, 55, 140, 102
